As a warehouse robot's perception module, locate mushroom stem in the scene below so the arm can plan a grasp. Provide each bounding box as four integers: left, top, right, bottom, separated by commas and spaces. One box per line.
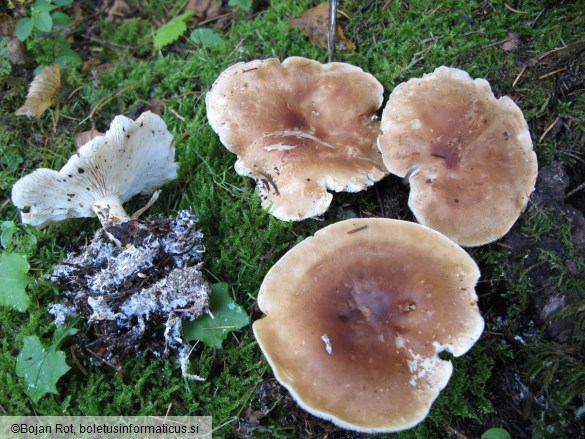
92, 195, 131, 227
328, 0, 337, 63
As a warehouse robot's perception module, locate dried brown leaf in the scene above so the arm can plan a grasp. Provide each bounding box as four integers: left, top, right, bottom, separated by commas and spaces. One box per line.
502, 32, 520, 52
16, 64, 61, 118
75, 129, 103, 148
82, 58, 114, 75
106, 0, 130, 23
187, 0, 222, 20
289, 2, 356, 51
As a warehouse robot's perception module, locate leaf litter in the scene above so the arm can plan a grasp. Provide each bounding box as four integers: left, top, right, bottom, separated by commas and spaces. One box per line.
289, 2, 356, 51
48, 209, 212, 378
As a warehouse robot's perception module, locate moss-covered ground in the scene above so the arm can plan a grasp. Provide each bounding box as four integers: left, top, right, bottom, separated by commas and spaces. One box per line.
1, 0, 584, 437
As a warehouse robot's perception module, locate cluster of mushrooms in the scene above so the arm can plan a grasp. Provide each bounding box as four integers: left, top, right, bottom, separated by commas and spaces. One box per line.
206, 57, 537, 432
10, 56, 538, 433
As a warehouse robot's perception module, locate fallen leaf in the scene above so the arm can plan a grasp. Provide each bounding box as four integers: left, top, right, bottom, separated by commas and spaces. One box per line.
187, 0, 223, 20
502, 32, 520, 52
75, 129, 103, 148
15, 64, 61, 118
106, 0, 130, 22
82, 58, 114, 75
289, 2, 356, 51
144, 98, 165, 116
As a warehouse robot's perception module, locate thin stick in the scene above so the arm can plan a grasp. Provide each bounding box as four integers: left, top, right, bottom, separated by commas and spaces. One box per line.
538, 68, 566, 79
328, 0, 337, 63
512, 65, 526, 87
539, 116, 560, 142
565, 181, 585, 199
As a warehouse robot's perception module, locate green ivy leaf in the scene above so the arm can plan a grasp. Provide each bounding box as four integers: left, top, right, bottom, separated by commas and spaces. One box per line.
154, 12, 193, 50
184, 283, 249, 348
228, 0, 252, 12
190, 28, 222, 48
52, 0, 73, 6
51, 11, 71, 26
482, 428, 512, 439
0, 252, 30, 312
32, 7, 53, 32
16, 324, 77, 402
15, 18, 34, 41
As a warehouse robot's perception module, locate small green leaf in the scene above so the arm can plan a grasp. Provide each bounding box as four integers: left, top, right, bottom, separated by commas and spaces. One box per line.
154, 12, 193, 50
0, 252, 30, 312
15, 18, 34, 41
55, 47, 82, 67
1, 221, 18, 250
16, 324, 77, 402
51, 11, 71, 26
32, 8, 53, 32
190, 28, 222, 48
482, 428, 512, 439
228, 0, 252, 12
184, 283, 249, 348
52, 0, 73, 6
0, 151, 24, 171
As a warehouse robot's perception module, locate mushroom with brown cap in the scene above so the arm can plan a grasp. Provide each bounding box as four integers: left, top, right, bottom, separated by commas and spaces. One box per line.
377, 66, 538, 247
11, 111, 177, 228
253, 218, 484, 433
206, 56, 388, 221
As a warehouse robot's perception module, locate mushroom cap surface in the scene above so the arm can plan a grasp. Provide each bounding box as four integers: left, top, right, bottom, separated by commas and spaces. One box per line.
377, 66, 538, 246
206, 57, 388, 221
253, 218, 484, 432
11, 111, 177, 227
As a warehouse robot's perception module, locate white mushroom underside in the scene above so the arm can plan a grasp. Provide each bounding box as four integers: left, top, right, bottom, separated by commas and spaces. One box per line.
11, 111, 178, 227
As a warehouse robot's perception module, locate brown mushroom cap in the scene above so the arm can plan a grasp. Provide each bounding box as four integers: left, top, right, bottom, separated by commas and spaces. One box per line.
253, 218, 483, 432
377, 66, 538, 246
206, 57, 388, 221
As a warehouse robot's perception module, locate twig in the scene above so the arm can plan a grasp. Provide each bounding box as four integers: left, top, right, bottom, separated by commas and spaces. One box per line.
168, 106, 185, 122
512, 65, 527, 87
565, 181, 585, 199
228, 38, 245, 58
79, 82, 142, 125
539, 116, 560, 142
504, 3, 528, 14
199, 11, 234, 26
67, 86, 84, 100
328, 0, 337, 63
70, 346, 88, 377
538, 67, 567, 79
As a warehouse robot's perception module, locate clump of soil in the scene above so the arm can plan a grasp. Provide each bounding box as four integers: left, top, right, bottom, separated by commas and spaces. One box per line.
48, 209, 210, 374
